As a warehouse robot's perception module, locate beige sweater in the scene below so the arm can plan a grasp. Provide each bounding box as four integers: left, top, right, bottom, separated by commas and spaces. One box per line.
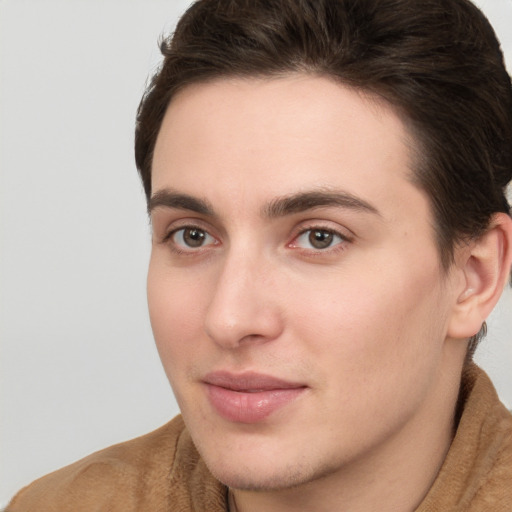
7, 365, 512, 511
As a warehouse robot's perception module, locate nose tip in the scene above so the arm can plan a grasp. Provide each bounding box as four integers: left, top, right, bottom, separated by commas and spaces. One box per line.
203, 258, 283, 349
205, 311, 281, 349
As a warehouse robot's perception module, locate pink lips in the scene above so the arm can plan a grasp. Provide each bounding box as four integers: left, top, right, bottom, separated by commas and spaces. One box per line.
203, 371, 306, 424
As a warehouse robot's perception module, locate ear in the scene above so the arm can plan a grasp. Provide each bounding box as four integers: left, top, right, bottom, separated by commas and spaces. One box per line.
448, 212, 512, 339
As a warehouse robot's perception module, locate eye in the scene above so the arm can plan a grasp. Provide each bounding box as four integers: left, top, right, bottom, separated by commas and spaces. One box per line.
292, 228, 346, 250
171, 227, 216, 249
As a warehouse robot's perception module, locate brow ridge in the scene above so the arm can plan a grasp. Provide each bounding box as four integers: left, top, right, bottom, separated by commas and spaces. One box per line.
263, 190, 380, 218
148, 189, 214, 216
148, 188, 380, 220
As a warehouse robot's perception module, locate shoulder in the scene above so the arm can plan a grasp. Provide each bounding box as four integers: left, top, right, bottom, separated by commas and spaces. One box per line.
468, 376, 512, 510
7, 416, 189, 512
418, 365, 512, 511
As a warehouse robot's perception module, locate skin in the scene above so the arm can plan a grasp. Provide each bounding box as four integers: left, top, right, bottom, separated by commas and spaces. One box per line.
148, 75, 470, 512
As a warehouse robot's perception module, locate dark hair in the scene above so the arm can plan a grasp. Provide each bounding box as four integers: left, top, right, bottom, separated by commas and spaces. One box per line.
135, 0, 512, 351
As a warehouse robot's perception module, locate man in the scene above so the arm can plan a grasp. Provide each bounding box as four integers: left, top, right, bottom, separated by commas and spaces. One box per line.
8, 0, 512, 510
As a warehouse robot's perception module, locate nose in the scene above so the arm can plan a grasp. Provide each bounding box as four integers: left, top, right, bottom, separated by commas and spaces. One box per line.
204, 250, 283, 349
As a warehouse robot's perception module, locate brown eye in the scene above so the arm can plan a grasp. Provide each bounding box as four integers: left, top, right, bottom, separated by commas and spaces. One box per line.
172, 227, 214, 248
308, 229, 334, 249
183, 228, 206, 247
291, 228, 346, 251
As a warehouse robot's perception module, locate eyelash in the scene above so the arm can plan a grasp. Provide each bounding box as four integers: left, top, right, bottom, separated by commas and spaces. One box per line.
161, 223, 352, 256
289, 225, 351, 255
162, 224, 218, 255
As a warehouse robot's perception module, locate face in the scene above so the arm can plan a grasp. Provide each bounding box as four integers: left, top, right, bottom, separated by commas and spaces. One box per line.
148, 75, 460, 491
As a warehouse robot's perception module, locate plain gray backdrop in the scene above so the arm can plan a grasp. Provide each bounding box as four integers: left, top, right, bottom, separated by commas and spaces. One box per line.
1, 0, 511, 506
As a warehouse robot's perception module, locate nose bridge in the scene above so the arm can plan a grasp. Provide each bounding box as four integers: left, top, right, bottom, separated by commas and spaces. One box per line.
204, 243, 282, 348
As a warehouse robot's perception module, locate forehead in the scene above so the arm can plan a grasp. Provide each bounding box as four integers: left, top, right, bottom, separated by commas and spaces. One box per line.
151, 74, 423, 225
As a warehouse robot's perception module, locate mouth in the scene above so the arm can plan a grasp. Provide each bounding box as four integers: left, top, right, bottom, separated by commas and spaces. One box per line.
202, 371, 307, 424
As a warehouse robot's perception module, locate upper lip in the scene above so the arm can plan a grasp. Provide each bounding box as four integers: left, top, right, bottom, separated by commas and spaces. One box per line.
203, 371, 306, 392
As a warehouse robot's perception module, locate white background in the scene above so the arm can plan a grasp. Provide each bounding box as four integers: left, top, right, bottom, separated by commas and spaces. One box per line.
1, 0, 511, 506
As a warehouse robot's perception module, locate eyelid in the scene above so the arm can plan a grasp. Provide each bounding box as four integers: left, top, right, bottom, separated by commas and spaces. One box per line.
158, 218, 221, 254
290, 229, 344, 248
158, 217, 216, 241
287, 221, 354, 254
291, 220, 354, 241
171, 226, 217, 249
156, 217, 353, 256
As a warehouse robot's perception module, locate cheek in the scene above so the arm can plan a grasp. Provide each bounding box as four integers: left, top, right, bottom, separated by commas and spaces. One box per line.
147, 258, 208, 375
286, 255, 447, 383
283, 262, 448, 441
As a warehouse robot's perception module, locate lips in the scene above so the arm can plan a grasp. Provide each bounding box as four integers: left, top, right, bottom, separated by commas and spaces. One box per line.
203, 371, 307, 424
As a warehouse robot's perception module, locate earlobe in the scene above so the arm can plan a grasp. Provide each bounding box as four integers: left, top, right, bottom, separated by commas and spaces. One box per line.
448, 213, 512, 339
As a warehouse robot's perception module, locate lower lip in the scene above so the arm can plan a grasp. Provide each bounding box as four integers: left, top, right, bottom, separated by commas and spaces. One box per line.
205, 384, 305, 423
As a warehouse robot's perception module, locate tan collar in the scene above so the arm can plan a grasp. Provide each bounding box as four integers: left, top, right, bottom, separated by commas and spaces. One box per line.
416, 363, 512, 510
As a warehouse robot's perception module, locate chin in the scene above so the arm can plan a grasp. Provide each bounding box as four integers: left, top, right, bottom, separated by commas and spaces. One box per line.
208, 465, 307, 492
201, 449, 335, 492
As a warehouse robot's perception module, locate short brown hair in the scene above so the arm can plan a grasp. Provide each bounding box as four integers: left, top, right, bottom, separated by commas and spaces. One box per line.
135, 0, 512, 267
135, 0, 512, 349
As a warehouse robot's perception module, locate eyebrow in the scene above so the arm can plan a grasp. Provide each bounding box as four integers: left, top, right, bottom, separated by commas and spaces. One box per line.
148, 189, 214, 216
263, 190, 380, 218
148, 188, 380, 219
